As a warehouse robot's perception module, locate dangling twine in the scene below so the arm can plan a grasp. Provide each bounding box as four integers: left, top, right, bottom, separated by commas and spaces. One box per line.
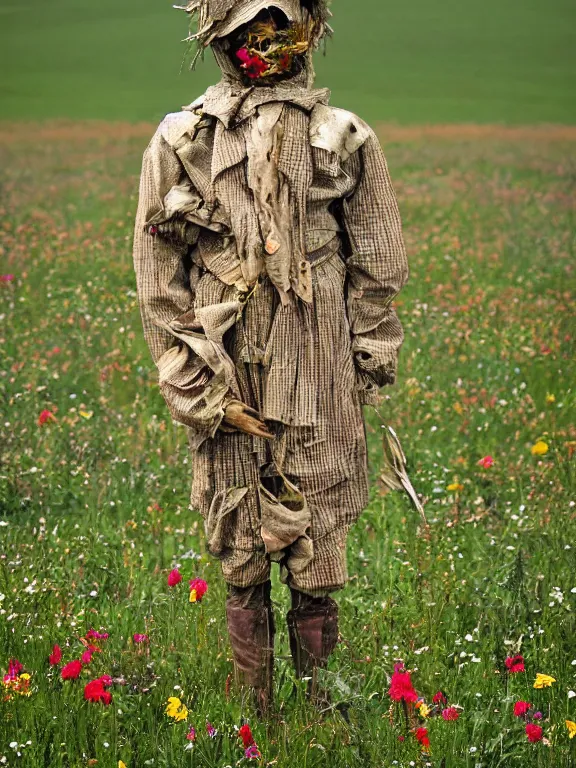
370, 405, 428, 526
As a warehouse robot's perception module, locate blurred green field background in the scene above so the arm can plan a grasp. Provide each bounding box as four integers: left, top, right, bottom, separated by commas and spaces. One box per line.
1, 0, 576, 124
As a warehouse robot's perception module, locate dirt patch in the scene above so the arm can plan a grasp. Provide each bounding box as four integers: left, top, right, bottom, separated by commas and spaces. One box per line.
1, 120, 576, 147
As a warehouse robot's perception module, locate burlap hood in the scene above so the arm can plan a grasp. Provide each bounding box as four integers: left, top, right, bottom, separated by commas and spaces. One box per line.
175, 0, 331, 61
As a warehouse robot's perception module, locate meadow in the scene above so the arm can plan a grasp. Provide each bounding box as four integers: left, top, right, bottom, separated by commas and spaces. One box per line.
1, 0, 576, 124
0, 118, 575, 766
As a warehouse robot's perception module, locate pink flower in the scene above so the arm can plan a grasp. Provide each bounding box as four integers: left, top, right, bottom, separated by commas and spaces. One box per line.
3, 658, 24, 683
168, 568, 182, 587
442, 707, 460, 721
514, 701, 532, 717
81, 649, 93, 665
189, 577, 208, 603
235, 47, 269, 79
85, 629, 109, 641
389, 669, 418, 703
49, 645, 62, 666
186, 725, 196, 742
505, 654, 525, 673
0, 274, 15, 283
477, 455, 494, 468
533, 711, 543, 720
245, 746, 261, 760
133, 633, 149, 644
526, 723, 543, 743
61, 660, 82, 680
206, 721, 217, 738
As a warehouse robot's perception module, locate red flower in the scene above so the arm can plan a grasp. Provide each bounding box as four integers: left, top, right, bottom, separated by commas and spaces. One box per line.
49, 645, 62, 665
442, 707, 460, 721
81, 649, 93, 665
432, 690, 448, 705
505, 654, 525, 673
477, 455, 494, 468
235, 47, 269, 79
238, 724, 255, 748
0, 274, 15, 283
389, 669, 418, 703
38, 409, 57, 426
84, 676, 112, 705
415, 727, 430, 748
514, 700, 532, 717
526, 723, 543, 743
85, 629, 109, 641
168, 568, 182, 587
61, 660, 82, 680
189, 577, 208, 602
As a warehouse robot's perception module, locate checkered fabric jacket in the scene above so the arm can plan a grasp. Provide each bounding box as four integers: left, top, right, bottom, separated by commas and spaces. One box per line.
133, 79, 409, 589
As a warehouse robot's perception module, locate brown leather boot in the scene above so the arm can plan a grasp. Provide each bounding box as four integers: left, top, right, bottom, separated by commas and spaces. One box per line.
286, 588, 339, 706
225, 581, 275, 717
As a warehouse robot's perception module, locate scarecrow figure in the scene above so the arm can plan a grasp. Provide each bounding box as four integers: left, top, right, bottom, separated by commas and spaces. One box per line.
133, 0, 409, 714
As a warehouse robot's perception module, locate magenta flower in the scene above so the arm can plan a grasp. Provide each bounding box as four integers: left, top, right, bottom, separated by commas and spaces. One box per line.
133, 633, 149, 644
168, 568, 182, 587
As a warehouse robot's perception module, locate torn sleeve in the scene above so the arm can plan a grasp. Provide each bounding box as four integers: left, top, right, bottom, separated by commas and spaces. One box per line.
341, 129, 409, 404
132, 124, 238, 447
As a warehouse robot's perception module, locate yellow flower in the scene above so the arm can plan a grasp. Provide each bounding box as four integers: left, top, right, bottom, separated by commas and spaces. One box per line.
545, 393, 555, 404
79, 410, 94, 419
533, 673, 556, 689
189, 589, 197, 603
566, 720, 576, 739
531, 440, 549, 456
447, 482, 464, 492
19, 673, 30, 681
119, 762, 127, 768
165, 696, 188, 722
418, 703, 432, 718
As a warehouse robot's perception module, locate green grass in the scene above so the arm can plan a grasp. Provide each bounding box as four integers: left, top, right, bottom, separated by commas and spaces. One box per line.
0, 122, 575, 766
1, 0, 576, 124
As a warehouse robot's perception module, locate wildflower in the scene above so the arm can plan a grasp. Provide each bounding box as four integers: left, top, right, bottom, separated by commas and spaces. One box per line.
4, 659, 23, 681
398, 735, 405, 742
415, 727, 430, 749
82, 649, 94, 664
531, 440, 549, 456
505, 654, 525, 673
238, 724, 255, 748
534, 673, 556, 689
526, 723, 543, 743
85, 629, 109, 641
432, 690, 448, 705
0, 274, 15, 282
446, 482, 464, 492
206, 721, 217, 738
415, 699, 431, 717
245, 745, 261, 760
119, 762, 127, 768
442, 707, 460, 721
189, 578, 208, 603
513, 701, 531, 717
477, 455, 494, 468
236, 47, 269, 78
61, 660, 82, 680
49, 645, 62, 665
168, 569, 182, 587
389, 668, 418, 703
84, 677, 112, 705
165, 696, 188, 722
38, 409, 57, 426
533, 711, 543, 720
133, 633, 149, 643
186, 725, 196, 742
545, 393, 555, 404
566, 720, 576, 739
